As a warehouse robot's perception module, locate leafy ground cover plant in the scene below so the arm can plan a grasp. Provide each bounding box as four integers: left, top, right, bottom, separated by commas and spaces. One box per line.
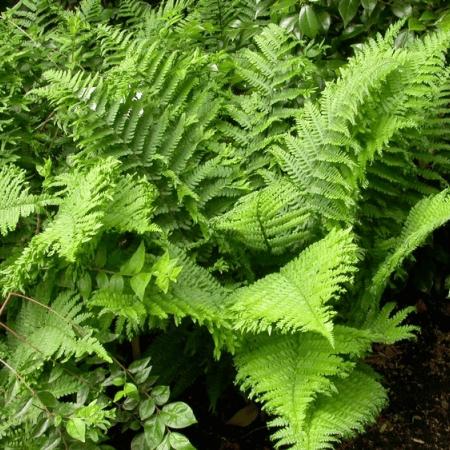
0, 1, 450, 449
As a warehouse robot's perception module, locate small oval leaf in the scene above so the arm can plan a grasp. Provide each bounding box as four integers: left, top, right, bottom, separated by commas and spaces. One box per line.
299, 5, 320, 38
66, 418, 86, 443
160, 402, 197, 429
139, 398, 156, 421
339, 0, 360, 27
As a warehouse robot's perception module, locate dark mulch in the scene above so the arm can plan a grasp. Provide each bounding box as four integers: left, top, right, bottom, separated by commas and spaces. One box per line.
339, 293, 450, 450
186, 291, 450, 450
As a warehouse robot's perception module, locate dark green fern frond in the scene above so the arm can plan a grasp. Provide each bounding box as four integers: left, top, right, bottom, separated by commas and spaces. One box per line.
213, 178, 316, 255
363, 189, 450, 317
114, 0, 153, 29
6, 0, 61, 34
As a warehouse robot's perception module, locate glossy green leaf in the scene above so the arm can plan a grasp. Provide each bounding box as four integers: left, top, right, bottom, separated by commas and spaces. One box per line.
109, 273, 124, 292
392, 3, 413, 18
34, 418, 51, 438
361, 0, 376, 14
169, 432, 196, 450
139, 398, 156, 420
96, 271, 109, 289
131, 432, 146, 450
144, 416, 165, 448
152, 252, 182, 294
152, 385, 170, 406
339, 0, 360, 27
130, 356, 152, 373
37, 391, 57, 408
66, 418, 86, 443
77, 272, 92, 300
318, 11, 331, 33
160, 402, 197, 429
299, 5, 320, 38
437, 11, 450, 31
156, 434, 171, 450
408, 17, 426, 31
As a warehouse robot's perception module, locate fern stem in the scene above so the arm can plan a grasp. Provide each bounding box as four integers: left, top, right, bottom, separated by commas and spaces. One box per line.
0, 293, 11, 317
6, 292, 86, 336
131, 336, 141, 359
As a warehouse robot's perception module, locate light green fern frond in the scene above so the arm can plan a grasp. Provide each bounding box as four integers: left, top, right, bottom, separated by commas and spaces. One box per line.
0, 165, 56, 236
235, 331, 354, 448
228, 229, 359, 343
274, 26, 450, 226
146, 246, 233, 352
235, 310, 414, 450
300, 367, 387, 450
1, 159, 119, 293
6, 291, 110, 378
89, 288, 146, 338
102, 174, 158, 234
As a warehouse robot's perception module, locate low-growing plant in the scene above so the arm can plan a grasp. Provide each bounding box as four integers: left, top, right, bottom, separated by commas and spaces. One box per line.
1, 1, 450, 449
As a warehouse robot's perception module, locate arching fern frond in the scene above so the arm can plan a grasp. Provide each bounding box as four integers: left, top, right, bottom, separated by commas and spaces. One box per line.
227, 228, 358, 343
361, 189, 450, 320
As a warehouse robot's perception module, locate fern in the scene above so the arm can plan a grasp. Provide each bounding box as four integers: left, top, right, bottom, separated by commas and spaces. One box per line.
1, 2, 450, 449
235, 307, 415, 450
227, 229, 359, 343
356, 189, 450, 323
0, 165, 56, 236
6, 291, 110, 378
213, 178, 316, 254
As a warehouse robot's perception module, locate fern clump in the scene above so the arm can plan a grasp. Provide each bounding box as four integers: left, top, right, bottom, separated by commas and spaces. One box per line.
0, 1, 449, 449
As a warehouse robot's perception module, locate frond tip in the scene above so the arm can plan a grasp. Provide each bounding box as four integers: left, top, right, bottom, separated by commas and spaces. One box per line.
228, 228, 359, 344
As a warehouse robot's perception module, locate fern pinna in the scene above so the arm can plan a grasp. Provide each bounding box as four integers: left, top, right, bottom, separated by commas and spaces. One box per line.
0, 1, 449, 449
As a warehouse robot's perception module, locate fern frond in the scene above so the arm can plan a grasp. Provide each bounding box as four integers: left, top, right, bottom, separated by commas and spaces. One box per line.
7, 291, 110, 377
1, 159, 119, 293
102, 174, 158, 234
300, 367, 387, 450
146, 246, 233, 352
213, 178, 316, 254
366, 189, 450, 311
89, 288, 146, 338
0, 165, 55, 236
228, 229, 359, 343
234, 327, 384, 450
